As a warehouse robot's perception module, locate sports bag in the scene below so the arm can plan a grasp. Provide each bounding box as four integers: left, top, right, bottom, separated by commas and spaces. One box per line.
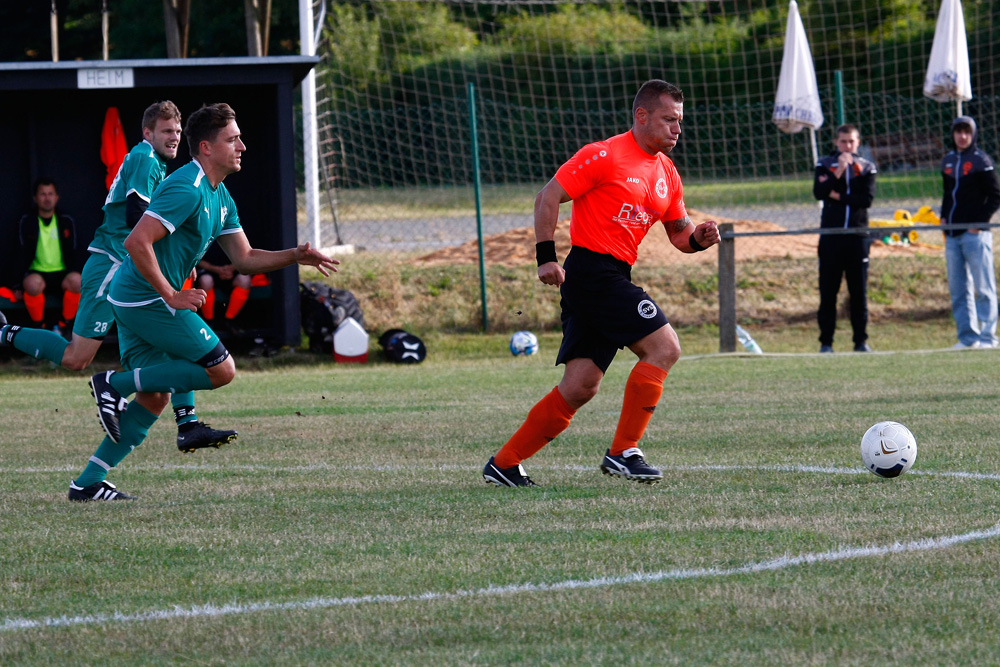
300, 281, 364, 354
378, 329, 427, 363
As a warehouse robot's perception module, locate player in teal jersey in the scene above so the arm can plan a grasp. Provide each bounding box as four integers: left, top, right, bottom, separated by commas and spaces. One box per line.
0, 101, 238, 454
69, 103, 338, 501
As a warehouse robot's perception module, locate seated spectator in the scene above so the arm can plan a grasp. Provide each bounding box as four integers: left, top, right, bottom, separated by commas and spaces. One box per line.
15, 177, 83, 335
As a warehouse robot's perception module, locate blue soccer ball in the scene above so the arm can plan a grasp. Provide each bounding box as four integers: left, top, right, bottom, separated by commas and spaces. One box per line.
509, 330, 539, 356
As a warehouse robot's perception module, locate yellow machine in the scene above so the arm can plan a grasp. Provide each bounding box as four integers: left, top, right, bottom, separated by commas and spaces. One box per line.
869, 207, 941, 247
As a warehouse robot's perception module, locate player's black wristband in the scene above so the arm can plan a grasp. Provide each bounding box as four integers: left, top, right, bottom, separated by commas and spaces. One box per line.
536, 240, 558, 266
689, 234, 707, 252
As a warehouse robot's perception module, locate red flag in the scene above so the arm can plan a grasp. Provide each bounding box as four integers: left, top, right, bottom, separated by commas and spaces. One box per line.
100, 107, 128, 190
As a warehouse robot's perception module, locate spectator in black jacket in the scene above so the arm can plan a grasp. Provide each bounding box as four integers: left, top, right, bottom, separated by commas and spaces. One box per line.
814, 124, 878, 353
15, 177, 83, 334
941, 115, 1000, 349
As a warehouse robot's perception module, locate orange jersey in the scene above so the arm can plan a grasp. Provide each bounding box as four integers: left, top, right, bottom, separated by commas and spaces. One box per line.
555, 130, 687, 265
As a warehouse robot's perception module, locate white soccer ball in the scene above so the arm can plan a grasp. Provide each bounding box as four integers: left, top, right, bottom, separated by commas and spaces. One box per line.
860, 421, 917, 478
509, 330, 539, 356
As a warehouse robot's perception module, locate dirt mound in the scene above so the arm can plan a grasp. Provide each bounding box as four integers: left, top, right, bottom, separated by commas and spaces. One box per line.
415, 209, 942, 267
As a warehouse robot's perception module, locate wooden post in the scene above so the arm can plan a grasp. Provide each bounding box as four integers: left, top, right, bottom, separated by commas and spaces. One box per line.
718, 223, 736, 353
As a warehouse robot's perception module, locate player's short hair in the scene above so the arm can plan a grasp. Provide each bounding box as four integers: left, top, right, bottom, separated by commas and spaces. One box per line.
185, 103, 237, 156
33, 176, 57, 195
836, 124, 861, 140
632, 80, 684, 118
142, 100, 181, 132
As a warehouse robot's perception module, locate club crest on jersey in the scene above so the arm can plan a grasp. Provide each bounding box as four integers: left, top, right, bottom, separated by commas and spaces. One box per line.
638, 299, 657, 319
655, 178, 667, 199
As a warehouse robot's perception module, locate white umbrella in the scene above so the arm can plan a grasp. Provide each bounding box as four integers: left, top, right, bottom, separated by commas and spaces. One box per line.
923, 0, 972, 115
772, 0, 824, 168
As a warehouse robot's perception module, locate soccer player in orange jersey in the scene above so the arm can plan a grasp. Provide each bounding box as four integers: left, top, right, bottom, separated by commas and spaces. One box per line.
483, 79, 721, 487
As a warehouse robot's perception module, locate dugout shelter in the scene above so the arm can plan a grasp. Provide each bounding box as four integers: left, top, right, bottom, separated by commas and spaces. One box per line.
0, 56, 317, 347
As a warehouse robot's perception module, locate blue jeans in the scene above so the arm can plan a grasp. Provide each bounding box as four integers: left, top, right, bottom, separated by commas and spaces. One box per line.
945, 231, 998, 346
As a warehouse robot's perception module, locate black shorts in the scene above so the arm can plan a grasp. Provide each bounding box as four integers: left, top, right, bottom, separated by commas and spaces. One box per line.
555, 246, 669, 373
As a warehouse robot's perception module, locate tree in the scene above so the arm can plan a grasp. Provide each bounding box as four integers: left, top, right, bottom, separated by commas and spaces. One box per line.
244, 0, 272, 57
0, 0, 299, 61
163, 0, 191, 58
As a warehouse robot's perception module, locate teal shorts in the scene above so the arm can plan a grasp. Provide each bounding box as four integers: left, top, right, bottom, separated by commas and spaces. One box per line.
112, 300, 222, 371
72, 252, 120, 340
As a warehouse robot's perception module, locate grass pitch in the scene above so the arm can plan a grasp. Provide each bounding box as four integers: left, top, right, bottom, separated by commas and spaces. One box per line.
2, 347, 1000, 665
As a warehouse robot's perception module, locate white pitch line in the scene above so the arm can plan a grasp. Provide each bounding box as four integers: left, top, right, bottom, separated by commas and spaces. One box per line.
4, 522, 999, 633
9, 462, 1000, 481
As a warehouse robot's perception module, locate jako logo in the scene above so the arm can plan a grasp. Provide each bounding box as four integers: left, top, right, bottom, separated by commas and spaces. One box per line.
638, 300, 657, 319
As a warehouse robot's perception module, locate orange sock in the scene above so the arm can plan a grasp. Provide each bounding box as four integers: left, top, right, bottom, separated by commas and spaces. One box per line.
610, 361, 668, 456
181, 277, 194, 291
494, 386, 576, 468
63, 290, 80, 321
202, 288, 216, 320
0, 286, 18, 302
225, 285, 250, 319
24, 292, 45, 323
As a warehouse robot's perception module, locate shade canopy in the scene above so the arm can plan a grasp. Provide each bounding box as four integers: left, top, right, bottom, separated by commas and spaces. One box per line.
923, 0, 972, 103
772, 0, 824, 134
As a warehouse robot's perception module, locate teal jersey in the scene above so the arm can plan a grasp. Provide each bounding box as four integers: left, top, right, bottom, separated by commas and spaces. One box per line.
109, 160, 242, 307
90, 140, 168, 262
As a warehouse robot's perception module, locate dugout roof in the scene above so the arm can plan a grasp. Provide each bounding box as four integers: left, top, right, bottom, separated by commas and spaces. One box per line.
0, 56, 318, 346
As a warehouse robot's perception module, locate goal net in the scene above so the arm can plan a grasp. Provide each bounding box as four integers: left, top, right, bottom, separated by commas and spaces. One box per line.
311, 0, 998, 252
306, 0, 1000, 341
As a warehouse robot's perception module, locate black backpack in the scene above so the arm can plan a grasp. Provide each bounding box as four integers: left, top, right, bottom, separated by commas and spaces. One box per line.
300, 281, 364, 354
379, 329, 427, 363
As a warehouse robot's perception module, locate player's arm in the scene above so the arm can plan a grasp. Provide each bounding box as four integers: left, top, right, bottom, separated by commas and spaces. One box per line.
124, 214, 206, 312
535, 177, 570, 286
215, 230, 339, 277
125, 192, 150, 229
125, 154, 160, 229
663, 215, 721, 254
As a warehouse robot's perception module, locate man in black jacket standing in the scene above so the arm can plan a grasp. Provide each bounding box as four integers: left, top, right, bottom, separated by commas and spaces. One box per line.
941, 115, 1000, 349
814, 124, 877, 353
